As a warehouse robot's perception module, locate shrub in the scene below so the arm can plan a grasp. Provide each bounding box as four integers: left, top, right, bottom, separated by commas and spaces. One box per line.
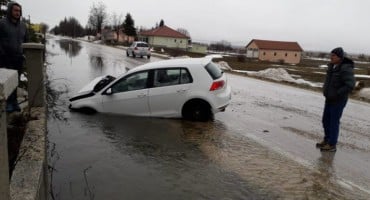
237, 55, 246, 62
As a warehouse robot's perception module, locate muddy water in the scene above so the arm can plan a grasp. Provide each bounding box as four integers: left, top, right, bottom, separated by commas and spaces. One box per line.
46, 36, 369, 199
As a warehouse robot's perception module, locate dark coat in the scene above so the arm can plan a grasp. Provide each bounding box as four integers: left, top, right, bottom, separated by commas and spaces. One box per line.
323, 57, 355, 103
0, 2, 28, 68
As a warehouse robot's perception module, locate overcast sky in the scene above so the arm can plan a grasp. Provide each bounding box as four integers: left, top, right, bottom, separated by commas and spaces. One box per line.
15, 0, 370, 54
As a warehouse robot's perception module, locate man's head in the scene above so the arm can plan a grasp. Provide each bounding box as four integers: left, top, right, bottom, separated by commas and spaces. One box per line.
330, 47, 344, 64
7, 2, 22, 22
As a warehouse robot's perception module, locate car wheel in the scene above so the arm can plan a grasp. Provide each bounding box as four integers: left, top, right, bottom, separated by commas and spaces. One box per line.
182, 100, 212, 121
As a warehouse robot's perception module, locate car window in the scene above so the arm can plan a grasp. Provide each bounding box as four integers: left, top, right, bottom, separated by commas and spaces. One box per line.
154, 69, 177, 87
111, 71, 148, 93
137, 43, 149, 47
153, 68, 192, 87
205, 62, 223, 80
180, 69, 192, 84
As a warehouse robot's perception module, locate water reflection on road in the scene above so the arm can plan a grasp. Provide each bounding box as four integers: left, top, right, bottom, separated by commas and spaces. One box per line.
46, 36, 369, 199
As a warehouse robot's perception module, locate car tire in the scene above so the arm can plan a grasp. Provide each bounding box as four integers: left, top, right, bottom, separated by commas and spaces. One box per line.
182, 100, 211, 121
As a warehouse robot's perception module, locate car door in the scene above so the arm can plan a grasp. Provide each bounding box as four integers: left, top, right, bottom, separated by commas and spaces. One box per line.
148, 68, 192, 117
101, 71, 150, 116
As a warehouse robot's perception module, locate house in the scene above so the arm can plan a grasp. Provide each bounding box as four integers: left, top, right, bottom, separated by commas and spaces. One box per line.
246, 39, 303, 64
189, 42, 208, 54
138, 25, 191, 50
101, 28, 135, 44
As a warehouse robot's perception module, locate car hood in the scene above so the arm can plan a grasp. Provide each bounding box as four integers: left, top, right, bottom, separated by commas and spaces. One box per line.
70, 75, 116, 102
78, 76, 107, 93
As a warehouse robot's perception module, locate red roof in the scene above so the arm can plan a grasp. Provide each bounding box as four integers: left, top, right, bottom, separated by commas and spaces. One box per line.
246, 39, 303, 52
139, 25, 190, 39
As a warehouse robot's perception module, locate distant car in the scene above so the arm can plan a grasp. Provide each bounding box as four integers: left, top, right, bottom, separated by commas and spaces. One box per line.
126, 41, 151, 59
69, 56, 231, 121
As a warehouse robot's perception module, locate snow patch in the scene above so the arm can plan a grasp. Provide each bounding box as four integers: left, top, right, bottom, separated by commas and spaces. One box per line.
248, 68, 296, 82
218, 61, 233, 71
233, 68, 322, 88
355, 75, 370, 79
358, 88, 370, 101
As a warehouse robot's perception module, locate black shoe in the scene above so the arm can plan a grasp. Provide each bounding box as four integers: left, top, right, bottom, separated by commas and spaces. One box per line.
316, 140, 327, 148
320, 144, 336, 152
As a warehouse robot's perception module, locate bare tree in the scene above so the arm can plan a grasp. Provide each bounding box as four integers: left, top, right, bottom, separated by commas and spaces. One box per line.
111, 12, 123, 42
87, 1, 108, 34
177, 28, 190, 37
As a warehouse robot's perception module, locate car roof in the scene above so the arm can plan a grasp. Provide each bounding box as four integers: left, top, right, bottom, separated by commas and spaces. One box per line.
128, 55, 222, 74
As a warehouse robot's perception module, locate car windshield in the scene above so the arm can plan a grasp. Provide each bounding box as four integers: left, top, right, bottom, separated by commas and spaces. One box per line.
205, 62, 223, 80
137, 43, 149, 47
93, 75, 116, 92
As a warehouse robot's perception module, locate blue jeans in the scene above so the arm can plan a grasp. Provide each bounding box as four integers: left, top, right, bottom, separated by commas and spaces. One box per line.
322, 99, 348, 145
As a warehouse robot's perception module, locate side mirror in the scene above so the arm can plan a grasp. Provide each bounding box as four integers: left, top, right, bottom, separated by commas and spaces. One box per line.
105, 88, 113, 95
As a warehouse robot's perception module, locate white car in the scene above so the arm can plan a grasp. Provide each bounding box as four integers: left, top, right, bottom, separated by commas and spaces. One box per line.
69, 56, 231, 121
126, 41, 151, 59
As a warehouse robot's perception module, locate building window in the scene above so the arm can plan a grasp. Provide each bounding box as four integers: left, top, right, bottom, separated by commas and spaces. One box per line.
263, 52, 266, 56
295, 53, 297, 57
274, 52, 277, 56
285, 53, 288, 57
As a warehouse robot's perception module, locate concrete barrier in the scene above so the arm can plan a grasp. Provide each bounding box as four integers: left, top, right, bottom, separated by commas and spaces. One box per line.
0, 43, 47, 200
0, 69, 19, 200
10, 107, 47, 200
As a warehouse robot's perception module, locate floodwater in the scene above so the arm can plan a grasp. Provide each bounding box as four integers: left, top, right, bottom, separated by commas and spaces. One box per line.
46, 35, 370, 199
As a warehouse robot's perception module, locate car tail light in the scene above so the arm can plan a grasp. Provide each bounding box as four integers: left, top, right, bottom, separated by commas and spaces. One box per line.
134, 47, 138, 50
210, 80, 225, 91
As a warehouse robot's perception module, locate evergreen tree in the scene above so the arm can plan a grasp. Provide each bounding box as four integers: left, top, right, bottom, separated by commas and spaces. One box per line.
159, 19, 164, 27
122, 13, 136, 36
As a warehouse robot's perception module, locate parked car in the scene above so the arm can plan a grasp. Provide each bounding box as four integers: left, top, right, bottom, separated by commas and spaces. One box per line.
69, 56, 231, 121
126, 41, 151, 59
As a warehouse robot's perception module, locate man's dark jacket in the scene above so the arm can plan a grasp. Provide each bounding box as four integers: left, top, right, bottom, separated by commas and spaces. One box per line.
323, 57, 355, 103
0, 2, 28, 68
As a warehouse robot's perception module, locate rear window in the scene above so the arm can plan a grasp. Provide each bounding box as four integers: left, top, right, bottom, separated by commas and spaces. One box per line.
137, 43, 149, 47
205, 62, 223, 80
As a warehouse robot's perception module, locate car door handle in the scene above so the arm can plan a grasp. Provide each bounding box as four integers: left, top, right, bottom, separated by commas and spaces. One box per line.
137, 94, 147, 98
177, 89, 187, 93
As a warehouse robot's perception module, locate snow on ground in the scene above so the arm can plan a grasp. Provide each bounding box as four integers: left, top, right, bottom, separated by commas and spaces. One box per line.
233, 68, 322, 88
356, 75, 370, 79
357, 88, 370, 101
305, 56, 330, 61
218, 61, 233, 71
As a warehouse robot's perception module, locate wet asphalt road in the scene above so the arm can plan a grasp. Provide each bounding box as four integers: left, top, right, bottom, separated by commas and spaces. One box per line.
46, 36, 370, 199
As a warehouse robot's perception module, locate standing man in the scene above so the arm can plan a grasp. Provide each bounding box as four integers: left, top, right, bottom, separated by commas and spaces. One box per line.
316, 47, 355, 152
0, 2, 28, 112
